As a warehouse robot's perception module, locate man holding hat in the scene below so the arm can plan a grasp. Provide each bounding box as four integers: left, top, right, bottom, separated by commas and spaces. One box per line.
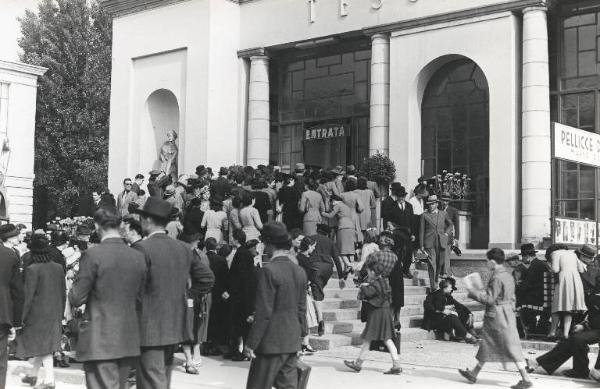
133, 197, 214, 388
420, 195, 454, 289
0, 223, 24, 388
245, 222, 307, 389
381, 183, 415, 279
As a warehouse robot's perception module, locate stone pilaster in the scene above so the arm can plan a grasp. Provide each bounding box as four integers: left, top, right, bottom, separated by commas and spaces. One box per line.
521, 6, 551, 245
369, 33, 390, 156
247, 55, 270, 167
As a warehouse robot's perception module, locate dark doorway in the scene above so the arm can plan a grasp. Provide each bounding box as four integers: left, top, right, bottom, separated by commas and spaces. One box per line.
421, 58, 489, 249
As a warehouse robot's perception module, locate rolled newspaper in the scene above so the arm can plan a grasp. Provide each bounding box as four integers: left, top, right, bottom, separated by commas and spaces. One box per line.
462, 272, 484, 290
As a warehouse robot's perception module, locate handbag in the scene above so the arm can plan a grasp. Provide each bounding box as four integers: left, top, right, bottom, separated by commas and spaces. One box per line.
297, 359, 312, 389
369, 329, 401, 353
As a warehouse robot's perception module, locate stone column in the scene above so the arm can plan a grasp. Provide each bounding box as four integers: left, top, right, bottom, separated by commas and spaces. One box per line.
522, 6, 551, 245
369, 33, 390, 155
247, 55, 270, 166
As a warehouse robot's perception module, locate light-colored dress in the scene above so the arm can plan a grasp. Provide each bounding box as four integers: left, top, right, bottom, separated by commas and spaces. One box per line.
239, 206, 263, 241
323, 202, 356, 255
201, 209, 229, 243
298, 190, 325, 236
469, 266, 524, 363
551, 249, 587, 313
354, 189, 376, 231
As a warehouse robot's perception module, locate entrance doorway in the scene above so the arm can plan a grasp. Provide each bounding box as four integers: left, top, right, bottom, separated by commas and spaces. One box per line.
421, 58, 489, 249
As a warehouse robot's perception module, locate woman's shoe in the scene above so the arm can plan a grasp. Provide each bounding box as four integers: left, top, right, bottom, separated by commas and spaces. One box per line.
302, 344, 315, 354
57, 358, 70, 368
21, 375, 37, 386
458, 369, 477, 384
184, 363, 199, 375
317, 321, 325, 337
383, 366, 402, 375
510, 380, 533, 389
344, 360, 362, 372
465, 336, 479, 345
231, 352, 250, 362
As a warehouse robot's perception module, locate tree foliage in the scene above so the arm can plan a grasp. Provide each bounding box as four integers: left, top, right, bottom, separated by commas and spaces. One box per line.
359, 152, 396, 185
19, 0, 112, 226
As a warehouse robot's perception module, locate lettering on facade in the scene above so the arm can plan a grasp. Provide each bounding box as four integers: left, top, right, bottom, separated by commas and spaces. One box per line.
309, 0, 316, 23
554, 122, 600, 167
309, 0, 402, 22
340, 0, 349, 16
371, 0, 384, 10
304, 125, 346, 141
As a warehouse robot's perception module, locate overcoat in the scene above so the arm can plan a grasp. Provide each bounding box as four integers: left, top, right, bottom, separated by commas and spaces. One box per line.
68, 238, 146, 361
469, 266, 524, 363
0, 246, 23, 327
17, 261, 65, 358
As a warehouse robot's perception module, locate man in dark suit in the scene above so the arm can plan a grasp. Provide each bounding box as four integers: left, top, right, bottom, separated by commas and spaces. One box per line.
133, 197, 213, 388
381, 183, 415, 279
0, 223, 24, 387
69, 207, 146, 388
245, 222, 307, 389
211, 167, 231, 200
205, 237, 229, 354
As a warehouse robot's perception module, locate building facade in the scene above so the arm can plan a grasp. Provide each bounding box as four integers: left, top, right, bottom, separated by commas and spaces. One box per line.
102, 0, 592, 249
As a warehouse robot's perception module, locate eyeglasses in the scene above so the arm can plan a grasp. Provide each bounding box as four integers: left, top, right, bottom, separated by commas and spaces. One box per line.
125, 183, 132, 186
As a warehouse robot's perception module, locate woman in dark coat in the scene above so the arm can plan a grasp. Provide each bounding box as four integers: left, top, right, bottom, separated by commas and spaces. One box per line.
277, 175, 302, 231
17, 234, 66, 388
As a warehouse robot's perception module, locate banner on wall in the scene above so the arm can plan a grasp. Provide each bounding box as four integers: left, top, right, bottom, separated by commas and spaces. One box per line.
554, 217, 597, 246
554, 122, 600, 167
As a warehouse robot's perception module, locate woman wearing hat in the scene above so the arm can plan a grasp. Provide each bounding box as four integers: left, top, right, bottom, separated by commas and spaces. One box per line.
547, 244, 587, 340
322, 194, 357, 277
201, 197, 229, 243
17, 234, 66, 389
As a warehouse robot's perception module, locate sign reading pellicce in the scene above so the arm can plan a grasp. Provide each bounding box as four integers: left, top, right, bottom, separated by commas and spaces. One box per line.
554, 122, 600, 167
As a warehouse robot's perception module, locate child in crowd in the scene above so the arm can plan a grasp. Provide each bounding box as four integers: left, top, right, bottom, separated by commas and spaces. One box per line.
344, 260, 402, 375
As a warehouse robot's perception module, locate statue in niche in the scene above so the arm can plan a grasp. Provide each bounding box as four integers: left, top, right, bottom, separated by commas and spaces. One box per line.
154, 130, 178, 183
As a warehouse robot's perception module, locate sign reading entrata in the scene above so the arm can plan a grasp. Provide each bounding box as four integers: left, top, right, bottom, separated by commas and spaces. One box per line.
554, 122, 600, 167
304, 125, 346, 141
554, 217, 597, 245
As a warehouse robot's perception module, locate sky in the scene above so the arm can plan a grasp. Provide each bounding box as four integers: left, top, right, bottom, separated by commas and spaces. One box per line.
0, 0, 42, 62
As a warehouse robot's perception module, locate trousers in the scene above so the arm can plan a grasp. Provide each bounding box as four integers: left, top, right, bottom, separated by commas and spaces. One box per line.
0, 326, 9, 389
136, 346, 175, 389
84, 357, 135, 389
425, 245, 446, 289
246, 353, 298, 389
537, 329, 600, 375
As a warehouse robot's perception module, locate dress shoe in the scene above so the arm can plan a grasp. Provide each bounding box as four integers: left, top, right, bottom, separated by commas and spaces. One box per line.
510, 380, 533, 389
184, 363, 199, 375
344, 360, 362, 372
301, 344, 315, 354
231, 352, 250, 362
21, 375, 37, 386
383, 366, 402, 375
562, 369, 589, 379
458, 369, 477, 384
317, 321, 325, 337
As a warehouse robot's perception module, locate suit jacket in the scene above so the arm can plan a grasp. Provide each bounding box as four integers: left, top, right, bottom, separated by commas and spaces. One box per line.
420, 210, 453, 249
246, 255, 307, 354
518, 258, 549, 308
69, 238, 146, 361
0, 245, 23, 327
381, 197, 414, 234
117, 190, 138, 216
211, 176, 231, 199
444, 205, 460, 240
207, 251, 229, 304
422, 289, 471, 331
134, 233, 214, 347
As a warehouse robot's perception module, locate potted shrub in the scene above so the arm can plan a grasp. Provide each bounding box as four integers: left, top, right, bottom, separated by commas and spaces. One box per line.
359, 152, 396, 197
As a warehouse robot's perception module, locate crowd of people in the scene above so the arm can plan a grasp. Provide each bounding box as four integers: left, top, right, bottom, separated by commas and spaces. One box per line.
1, 162, 600, 388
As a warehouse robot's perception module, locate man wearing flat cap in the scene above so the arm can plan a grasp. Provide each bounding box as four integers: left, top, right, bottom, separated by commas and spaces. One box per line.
132, 198, 214, 388
245, 222, 307, 389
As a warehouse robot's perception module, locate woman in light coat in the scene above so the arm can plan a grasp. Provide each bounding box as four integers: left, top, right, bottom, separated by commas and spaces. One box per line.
299, 178, 325, 236
354, 177, 376, 235
459, 248, 532, 389
322, 194, 356, 277
239, 193, 263, 242
340, 179, 364, 244
201, 197, 229, 244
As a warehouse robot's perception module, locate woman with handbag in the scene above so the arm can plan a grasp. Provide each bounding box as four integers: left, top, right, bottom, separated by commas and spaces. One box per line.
343, 260, 402, 375
322, 194, 356, 277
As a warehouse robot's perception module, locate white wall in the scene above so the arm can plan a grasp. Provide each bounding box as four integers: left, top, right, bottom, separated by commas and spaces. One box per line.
108, 0, 243, 193
389, 12, 521, 248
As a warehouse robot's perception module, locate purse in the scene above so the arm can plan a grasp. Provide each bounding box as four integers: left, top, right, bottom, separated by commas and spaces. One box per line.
297, 358, 312, 389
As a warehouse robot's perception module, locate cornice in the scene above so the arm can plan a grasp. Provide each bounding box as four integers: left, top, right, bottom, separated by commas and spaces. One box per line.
99, 0, 193, 17
363, 0, 548, 36
0, 60, 47, 78
237, 47, 266, 58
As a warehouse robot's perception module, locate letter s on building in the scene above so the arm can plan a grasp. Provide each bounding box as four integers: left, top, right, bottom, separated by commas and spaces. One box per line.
371, 0, 383, 10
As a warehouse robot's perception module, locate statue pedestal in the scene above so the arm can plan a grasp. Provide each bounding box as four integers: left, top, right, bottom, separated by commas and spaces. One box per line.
458, 210, 472, 250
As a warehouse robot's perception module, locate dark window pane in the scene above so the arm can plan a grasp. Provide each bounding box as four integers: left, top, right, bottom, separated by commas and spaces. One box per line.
563, 28, 578, 78
578, 25, 597, 51
581, 200, 595, 219
564, 13, 596, 28
579, 92, 595, 128
578, 50, 596, 76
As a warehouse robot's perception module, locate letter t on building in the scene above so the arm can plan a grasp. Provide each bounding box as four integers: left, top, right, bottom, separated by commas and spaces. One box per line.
340, 0, 349, 16
309, 0, 316, 23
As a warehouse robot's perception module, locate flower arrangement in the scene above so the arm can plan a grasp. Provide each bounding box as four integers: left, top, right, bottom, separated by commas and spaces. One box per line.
431, 170, 471, 200
49, 216, 94, 237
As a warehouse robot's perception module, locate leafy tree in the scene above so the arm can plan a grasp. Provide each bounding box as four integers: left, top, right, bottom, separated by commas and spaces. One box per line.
19, 0, 111, 226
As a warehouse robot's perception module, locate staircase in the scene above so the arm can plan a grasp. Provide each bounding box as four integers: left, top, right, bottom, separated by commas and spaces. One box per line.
307, 260, 487, 350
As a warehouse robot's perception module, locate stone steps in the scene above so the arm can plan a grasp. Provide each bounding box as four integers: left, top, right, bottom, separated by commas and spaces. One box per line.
308, 328, 438, 351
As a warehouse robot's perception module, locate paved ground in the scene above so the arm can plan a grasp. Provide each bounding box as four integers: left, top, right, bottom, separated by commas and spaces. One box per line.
6, 341, 600, 388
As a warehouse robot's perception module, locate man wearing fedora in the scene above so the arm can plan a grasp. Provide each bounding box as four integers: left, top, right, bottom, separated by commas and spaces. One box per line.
0, 224, 24, 388
381, 183, 415, 279
419, 195, 454, 289
69, 207, 147, 388
516, 243, 552, 337
133, 197, 214, 388
211, 167, 232, 200
245, 222, 307, 389
117, 178, 138, 217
